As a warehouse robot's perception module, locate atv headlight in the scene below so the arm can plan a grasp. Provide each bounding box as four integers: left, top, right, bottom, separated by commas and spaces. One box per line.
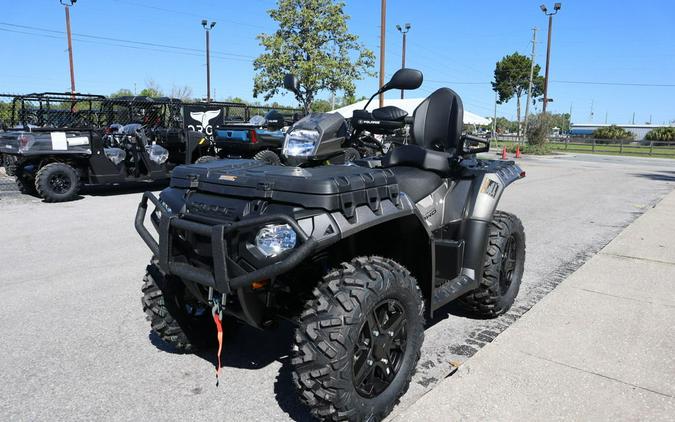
283, 129, 319, 157
255, 224, 297, 257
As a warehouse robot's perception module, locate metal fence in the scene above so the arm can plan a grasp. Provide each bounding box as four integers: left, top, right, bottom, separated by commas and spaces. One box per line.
549, 137, 675, 158
0, 92, 301, 130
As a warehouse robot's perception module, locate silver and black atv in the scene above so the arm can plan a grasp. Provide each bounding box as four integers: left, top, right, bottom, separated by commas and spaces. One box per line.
135, 69, 526, 421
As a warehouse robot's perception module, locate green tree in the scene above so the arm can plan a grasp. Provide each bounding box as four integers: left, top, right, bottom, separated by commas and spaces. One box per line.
492, 52, 544, 137
0, 100, 11, 127
492, 117, 519, 133
593, 125, 634, 140
139, 79, 163, 98
548, 112, 571, 132
311, 99, 333, 112
223, 96, 249, 104
110, 89, 134, 98
645, 126, 675, 142
253, 0, 375, 113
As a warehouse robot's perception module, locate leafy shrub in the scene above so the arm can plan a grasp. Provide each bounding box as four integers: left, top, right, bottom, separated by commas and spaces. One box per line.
593, 125, 634, 140
645, 126, 675, 142
525, 113, 553, 146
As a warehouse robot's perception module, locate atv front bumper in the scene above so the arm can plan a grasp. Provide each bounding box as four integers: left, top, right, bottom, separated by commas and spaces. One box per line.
135, 191, 318, 294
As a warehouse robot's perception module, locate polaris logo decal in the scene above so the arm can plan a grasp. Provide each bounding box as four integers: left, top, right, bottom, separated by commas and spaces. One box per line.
188, 201, 234, 216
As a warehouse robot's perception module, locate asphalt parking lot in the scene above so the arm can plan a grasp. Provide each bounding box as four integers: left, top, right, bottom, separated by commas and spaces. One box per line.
1, 153, 674, 421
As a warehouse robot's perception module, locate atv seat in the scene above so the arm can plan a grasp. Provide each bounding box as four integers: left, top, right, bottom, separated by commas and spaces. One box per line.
381, 87, 464, 176
389, 166, 442, 202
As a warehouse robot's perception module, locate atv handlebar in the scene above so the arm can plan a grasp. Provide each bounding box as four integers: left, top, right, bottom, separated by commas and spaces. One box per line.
135, 191, 318, 294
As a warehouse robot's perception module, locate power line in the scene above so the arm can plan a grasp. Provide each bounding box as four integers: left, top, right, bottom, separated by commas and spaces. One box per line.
0, 22, 254, 60
552, 80, 675, 87
111, 0, 266, 30
0, 27, 253, 64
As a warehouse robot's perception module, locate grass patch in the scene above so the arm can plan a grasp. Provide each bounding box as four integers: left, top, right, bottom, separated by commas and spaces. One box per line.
492, 140, 675, 159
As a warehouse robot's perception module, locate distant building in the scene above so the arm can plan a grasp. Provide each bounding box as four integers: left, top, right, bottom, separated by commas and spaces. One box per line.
570, 123, 673, 141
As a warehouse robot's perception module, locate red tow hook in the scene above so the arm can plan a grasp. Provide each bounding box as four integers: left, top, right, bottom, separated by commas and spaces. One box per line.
212, 304, 224, 386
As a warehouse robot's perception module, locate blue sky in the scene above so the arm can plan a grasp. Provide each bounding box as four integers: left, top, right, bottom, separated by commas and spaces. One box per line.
1, 0, 673, 124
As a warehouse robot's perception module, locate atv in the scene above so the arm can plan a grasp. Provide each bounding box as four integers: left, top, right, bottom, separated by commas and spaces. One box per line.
0, 94, 208, 202
135, 68, 526, 421
198, 110, 293, 165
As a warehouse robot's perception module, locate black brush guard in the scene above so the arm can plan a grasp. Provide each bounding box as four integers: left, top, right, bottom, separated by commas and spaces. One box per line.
135, 192, 318, 294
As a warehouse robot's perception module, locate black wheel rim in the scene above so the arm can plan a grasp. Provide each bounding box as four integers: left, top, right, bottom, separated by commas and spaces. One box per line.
49, 172, 72, 194
499, 234, 518, 294
352, 299, 407, 398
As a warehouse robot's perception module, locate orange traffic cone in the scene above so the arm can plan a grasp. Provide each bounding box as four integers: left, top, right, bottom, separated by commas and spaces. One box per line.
515, 144, 521, 158
501, 146, 507, 160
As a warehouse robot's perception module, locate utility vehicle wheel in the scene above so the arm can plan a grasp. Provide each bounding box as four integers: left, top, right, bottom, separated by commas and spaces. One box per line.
460, 211, 526, 317
142, 262, 220, 352
253, 149, 281, 165
293, 256, 424, 421
16, 174, 37, 195
342, 147, 361, 163
195, 155, 217, 164
34, 162, 81, 202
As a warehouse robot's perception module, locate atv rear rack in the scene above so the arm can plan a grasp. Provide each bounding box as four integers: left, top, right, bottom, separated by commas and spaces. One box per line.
135, 191, 318, 294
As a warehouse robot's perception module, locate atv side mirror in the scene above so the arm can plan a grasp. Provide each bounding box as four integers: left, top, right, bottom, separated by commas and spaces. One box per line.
382, 68, 423, 92
283, 74, 300, 96
363, 68, 423, 110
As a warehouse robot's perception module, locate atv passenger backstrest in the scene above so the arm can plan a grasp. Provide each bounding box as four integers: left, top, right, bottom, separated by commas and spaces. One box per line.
135, 69, 526, 422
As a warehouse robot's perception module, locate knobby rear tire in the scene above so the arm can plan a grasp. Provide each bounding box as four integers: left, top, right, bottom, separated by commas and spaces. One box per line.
460, 211, 526, 317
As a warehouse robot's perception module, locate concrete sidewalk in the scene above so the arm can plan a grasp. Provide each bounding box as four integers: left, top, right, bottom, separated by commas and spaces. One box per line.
395, 190, 675, 421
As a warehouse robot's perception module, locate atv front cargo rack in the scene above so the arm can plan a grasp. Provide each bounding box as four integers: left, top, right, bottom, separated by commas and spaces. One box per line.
135, 191, 318, 293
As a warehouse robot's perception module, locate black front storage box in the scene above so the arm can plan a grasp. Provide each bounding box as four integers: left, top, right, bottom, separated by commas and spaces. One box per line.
171, 160, 400, 217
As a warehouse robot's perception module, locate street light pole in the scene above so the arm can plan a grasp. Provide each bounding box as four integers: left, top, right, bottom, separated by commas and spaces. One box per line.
201, 20, 216, 102
378, 0, 386, 108
396, 23, 411, 99
60, 0, 77, 96
523, 27, 537, 140
540, 3, 561, 114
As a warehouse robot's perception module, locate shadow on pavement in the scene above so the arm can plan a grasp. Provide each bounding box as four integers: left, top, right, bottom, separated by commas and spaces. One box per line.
81, 180, 169, 197
148, 319, 313, 421
632, 171, 675, 182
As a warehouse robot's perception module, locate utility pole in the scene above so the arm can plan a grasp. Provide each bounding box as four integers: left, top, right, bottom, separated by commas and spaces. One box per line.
492, 91, 498, 140
396, 23, 411, 99
60, 0, 77, 96
632, 112, 635, 124
523, 27, 537, 141
201, 20, 216, 102
378, 0, 386, 107
540, 3, 561, 114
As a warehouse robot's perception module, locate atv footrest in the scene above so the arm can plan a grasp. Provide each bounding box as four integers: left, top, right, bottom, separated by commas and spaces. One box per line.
431, 238, 474, 313
431, 274, 474, 313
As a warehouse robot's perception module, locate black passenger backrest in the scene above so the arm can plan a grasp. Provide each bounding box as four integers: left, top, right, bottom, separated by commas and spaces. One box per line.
412, 88, 464, 154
